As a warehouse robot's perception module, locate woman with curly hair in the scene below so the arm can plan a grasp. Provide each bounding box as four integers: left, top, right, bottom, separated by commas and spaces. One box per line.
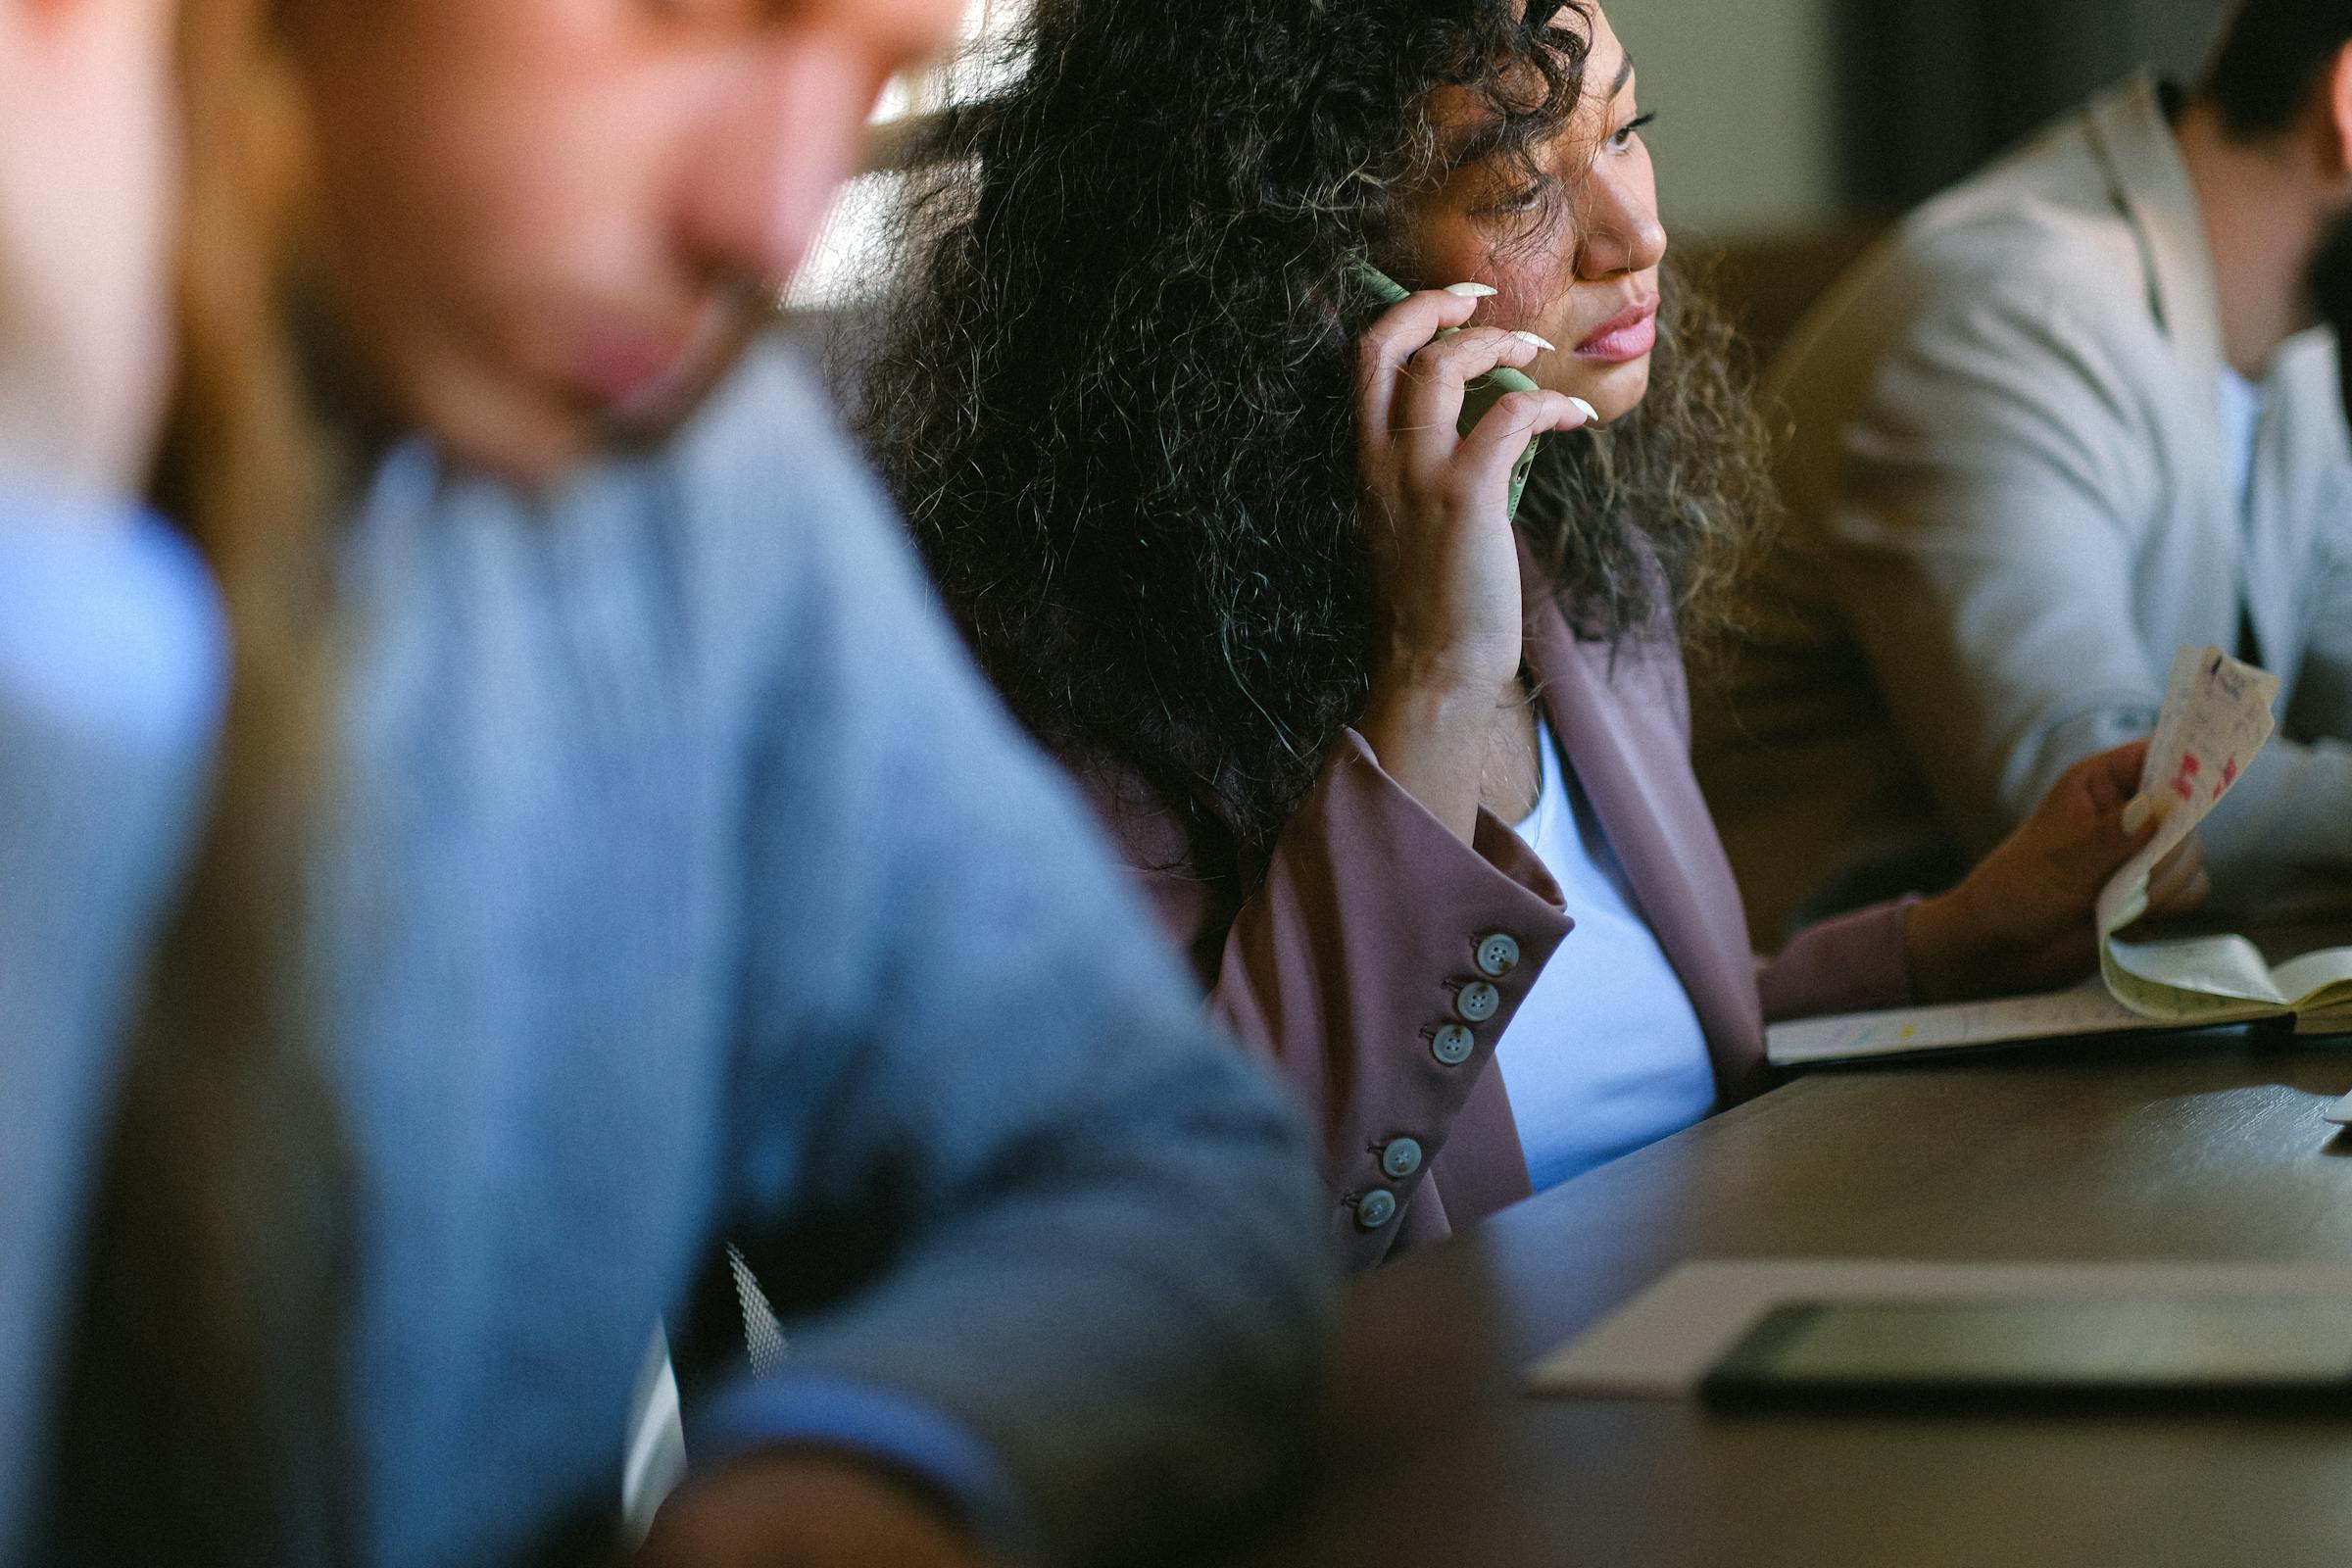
861, 0, 2206, 1267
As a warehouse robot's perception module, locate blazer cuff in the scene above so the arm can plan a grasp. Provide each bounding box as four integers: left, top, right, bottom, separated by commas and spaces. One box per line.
1330, 725, 1569, 912
1756, 895, 1920, 1023
1298, 729, 1574, 1260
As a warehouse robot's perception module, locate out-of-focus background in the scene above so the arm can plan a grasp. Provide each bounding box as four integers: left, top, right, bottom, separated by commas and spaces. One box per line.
799, 0, 2239, 360
1640, 0, 2222, 233
1637, 0, 2230, 358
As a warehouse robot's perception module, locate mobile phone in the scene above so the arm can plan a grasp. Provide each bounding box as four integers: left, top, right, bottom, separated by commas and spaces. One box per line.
1350, 259, 1544, 520
1698, 1296, 2352, 1414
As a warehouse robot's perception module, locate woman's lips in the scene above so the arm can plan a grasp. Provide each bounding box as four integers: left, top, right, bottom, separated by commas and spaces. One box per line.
1576, 296, 1661, 364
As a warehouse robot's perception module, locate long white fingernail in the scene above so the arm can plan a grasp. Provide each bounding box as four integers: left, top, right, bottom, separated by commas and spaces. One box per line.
1568, 396, 1599, 422
1445, 282, 1498, 297
2121, 795, 2152, 836
1512, 330, 1558, 352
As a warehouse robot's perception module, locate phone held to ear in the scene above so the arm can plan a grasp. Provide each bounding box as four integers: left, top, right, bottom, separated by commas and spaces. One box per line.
1350, 259, 1544, 521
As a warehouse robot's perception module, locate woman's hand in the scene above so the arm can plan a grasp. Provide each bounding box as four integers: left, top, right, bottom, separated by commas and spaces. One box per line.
637, 1451, 1008, 1568
1351, 283, 1594, 841
1905, 740, 2212, 1004
0, 0, 180, 497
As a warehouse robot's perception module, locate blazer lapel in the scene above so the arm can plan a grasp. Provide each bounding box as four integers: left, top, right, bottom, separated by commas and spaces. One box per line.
1519, 553, 1767, 1099
2086, 76, 2261, 655
2084, 75, 2226, 410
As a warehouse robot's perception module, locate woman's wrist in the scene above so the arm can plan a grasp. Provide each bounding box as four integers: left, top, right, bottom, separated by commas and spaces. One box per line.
1369, 612, 1522, 700
1904, 884, 1992, 1005
1364, 665, 1512, 730
1903, 876, 2038, 1004
1357, 674, 1508, 847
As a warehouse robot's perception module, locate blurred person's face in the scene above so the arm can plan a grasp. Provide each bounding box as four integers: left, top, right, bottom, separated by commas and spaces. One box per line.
1393, 3, 1666, 423
291, 0, 958, 483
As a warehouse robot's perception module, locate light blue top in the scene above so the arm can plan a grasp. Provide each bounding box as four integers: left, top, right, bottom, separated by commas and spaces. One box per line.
1495, 717, 1716, 1194
2220, 365, 2263, 511
0, 349, 1333, 1568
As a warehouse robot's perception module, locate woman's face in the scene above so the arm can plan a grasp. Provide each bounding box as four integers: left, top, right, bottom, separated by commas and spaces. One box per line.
291, 0, 958, 484
1393, 3, 1666, 423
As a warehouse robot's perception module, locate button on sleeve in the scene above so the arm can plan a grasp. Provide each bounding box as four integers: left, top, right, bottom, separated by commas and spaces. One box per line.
1474, 932, 1522, 977
1453, 981, 1501, 1023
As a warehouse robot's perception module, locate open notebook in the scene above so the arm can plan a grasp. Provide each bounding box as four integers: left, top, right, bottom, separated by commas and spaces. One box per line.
1768, 646, 2352, 1068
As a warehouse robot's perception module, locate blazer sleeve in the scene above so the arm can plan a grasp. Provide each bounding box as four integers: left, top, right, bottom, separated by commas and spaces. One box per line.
1127, 729, 1576, 1270
1755, 898, 1918, 1023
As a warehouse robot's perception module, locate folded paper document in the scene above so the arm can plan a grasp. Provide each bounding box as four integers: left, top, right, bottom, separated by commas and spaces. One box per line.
1769, 647, 2352, 1066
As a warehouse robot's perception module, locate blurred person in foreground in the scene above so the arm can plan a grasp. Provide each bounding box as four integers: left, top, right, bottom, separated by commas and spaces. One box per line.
0, 1, 1333, 1565
1698, 0, 2352, 944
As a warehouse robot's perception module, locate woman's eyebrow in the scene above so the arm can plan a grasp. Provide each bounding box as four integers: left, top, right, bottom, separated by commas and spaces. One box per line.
1441, 53, 1638, 176
1444, 122, 1510, 175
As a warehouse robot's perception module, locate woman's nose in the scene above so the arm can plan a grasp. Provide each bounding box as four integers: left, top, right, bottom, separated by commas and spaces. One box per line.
1577, 169, 1669, 281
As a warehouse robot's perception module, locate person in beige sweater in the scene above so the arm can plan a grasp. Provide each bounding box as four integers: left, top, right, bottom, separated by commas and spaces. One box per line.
1697, 0, 2352, 947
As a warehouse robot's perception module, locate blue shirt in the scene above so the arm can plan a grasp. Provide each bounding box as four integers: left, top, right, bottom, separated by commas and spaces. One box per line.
0, 353, 1332, 1568
0, 494, 222, 749
0, 488, 228, 1550
0, 489, 1015, 1544
0, 494, 1009, 1542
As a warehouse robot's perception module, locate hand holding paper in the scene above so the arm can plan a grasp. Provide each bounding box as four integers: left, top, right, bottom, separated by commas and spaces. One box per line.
1905, 737, 2205, 1003
1769, 645, 2329, 1066
2097, 645, 2278, 937
2094, 648, 2325, 1022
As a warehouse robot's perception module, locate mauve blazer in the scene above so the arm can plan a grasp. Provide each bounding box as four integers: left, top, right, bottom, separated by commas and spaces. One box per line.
1086, 539, 1919, 1268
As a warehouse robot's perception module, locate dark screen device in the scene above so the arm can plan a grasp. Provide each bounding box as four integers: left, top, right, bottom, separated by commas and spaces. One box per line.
1349, 258, 1543, 520
1698, 1296, 2352, 1414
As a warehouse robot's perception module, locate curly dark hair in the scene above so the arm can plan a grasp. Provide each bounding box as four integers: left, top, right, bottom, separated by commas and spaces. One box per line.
856, 0, 1771, 890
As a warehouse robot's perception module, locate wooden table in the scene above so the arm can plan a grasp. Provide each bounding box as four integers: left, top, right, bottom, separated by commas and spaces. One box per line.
1241, 1032, 2352, 1567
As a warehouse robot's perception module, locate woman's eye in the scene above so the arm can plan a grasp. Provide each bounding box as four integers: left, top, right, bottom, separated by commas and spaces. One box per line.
1609, 112, 1658, 152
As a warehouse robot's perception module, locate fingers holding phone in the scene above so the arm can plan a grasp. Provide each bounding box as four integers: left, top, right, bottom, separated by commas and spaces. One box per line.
1351, 279, 1594, 707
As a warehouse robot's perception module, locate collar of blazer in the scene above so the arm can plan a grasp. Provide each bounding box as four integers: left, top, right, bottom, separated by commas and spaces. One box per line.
1514, 533, 1772, 1104
2084, 72, 2231, 416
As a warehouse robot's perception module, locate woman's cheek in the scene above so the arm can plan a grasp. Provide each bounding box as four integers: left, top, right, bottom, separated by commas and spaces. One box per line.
1490, 250, 1577, 340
